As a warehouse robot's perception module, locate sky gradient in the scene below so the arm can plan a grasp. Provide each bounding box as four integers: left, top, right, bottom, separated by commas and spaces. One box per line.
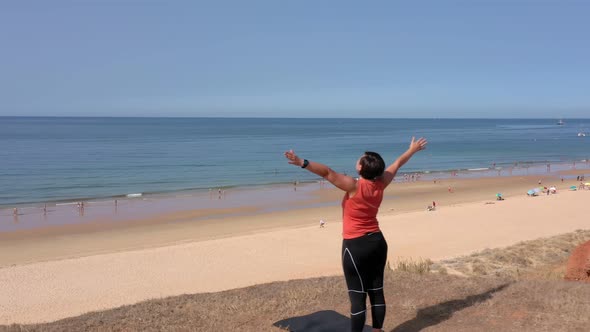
1, 1, 588, 118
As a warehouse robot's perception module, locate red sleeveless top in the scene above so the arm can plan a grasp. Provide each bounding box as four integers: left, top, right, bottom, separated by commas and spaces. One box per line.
341, 178, 384, 239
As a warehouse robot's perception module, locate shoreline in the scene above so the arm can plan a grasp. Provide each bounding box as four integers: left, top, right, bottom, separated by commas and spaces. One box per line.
2, 162, 589, 234
1, 171, 588, 268
2, 159, 589, 210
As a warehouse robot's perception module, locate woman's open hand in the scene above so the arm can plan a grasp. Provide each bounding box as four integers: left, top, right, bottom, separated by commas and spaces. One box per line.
284, 149, 304, 167
409, 137, 428, 153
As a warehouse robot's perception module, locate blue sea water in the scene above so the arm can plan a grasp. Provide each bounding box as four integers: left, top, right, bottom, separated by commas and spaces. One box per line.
1, 117, 589, 206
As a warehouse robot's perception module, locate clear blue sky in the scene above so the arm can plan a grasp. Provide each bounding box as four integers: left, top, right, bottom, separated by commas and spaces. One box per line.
1, 0, 588, 118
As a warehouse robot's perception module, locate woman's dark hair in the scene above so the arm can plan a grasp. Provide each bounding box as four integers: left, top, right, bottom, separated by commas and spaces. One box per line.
359, 151, 385, 180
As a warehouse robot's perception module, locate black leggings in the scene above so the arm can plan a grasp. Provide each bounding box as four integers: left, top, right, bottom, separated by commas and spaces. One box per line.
342, 232, 388, 331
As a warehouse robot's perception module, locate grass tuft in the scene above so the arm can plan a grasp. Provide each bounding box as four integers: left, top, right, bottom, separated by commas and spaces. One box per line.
392, 257, 433, 274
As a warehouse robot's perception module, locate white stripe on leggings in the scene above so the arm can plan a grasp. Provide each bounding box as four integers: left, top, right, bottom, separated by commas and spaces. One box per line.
343, 247, 364, 292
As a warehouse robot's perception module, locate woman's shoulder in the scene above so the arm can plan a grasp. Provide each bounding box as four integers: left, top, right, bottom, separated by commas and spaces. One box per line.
359, 177, 385, 187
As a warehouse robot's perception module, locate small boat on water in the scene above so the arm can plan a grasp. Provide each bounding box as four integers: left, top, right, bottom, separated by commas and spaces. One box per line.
557, 119, 565, 125
578, 132, 587, 137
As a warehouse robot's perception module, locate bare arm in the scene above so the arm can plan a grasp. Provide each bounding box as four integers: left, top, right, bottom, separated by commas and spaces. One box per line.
284, 150, 357, 193
381, 137, 428, 187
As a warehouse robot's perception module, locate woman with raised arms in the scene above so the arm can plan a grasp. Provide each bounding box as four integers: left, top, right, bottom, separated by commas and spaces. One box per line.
284, 137, 427, 332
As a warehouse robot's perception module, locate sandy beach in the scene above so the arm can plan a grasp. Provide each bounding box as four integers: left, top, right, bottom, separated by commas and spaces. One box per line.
1, 173, 589, 324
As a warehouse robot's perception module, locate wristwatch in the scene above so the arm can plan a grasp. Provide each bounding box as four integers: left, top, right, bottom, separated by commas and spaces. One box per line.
301, 159, 309, 168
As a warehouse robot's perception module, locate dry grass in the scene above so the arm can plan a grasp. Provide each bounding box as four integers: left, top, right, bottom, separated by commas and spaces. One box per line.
431, 229, 590, 279
392, 257, 433, 274
2, 230, 590, 332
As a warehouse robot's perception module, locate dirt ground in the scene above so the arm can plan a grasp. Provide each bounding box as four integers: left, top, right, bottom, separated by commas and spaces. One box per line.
564, 240, 590, 282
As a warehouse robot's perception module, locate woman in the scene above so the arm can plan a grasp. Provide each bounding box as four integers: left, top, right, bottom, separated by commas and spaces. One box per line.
284, 137, 427, 332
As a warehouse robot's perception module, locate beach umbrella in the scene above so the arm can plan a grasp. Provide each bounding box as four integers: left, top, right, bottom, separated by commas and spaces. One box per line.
496, 193, 502, 197
570, 185, 577, 191
527, 189, 535, 196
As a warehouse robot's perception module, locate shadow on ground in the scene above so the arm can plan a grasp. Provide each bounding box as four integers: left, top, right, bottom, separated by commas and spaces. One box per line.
391, 283, 510, 332
274, 310, 373, 332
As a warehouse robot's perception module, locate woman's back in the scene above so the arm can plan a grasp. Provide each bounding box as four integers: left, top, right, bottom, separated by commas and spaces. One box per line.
342, 178, 384, 239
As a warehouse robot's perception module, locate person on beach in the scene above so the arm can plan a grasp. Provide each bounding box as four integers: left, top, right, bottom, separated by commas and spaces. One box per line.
284, 136, 428, 332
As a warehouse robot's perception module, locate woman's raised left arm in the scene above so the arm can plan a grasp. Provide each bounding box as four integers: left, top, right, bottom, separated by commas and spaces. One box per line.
284, 150, 357, 193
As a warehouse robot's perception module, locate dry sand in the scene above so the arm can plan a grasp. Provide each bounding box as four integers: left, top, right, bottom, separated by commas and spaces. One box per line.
0, 175, 589, 324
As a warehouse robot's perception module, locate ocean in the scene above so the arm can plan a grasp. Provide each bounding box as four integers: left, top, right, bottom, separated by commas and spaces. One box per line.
1, 117, 589, 207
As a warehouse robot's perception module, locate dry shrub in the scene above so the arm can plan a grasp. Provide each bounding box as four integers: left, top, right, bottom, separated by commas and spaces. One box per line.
392, 257, 433, 274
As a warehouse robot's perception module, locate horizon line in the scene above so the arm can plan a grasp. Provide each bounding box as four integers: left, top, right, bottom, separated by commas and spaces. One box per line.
1, 115, 589, 120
